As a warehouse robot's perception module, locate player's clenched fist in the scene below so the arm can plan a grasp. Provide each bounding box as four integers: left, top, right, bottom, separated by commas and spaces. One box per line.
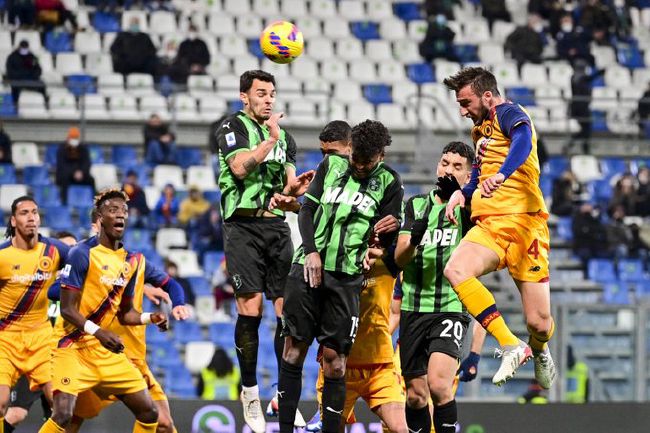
445, 190, 465, 225
480, 173, 505, 198
151, 312, 169, 331
95, 329, 125, 353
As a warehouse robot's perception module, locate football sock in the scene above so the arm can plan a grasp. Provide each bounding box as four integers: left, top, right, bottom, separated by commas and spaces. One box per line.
454, 277, 519, 347
528, 318, 555, 353
132, 420, 157, 433
37, 418, 64, 433
274, 317, 284, 381
321, 376, 346, 433
433, 400, 457, 433
405, 404, 431, 433
278, 360, 303, 433
235, 315, 262, 387
4, 418, 15, 433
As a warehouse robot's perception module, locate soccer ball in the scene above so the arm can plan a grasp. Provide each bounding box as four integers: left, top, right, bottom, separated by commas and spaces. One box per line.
259, 21, 304, 64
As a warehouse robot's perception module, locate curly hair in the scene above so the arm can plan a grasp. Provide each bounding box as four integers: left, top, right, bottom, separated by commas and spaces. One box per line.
351, 120, 392, 162
441, 141, 475, 168
319, 120, 352, 143
442, 67, 500, 97
94, 188, 129, 210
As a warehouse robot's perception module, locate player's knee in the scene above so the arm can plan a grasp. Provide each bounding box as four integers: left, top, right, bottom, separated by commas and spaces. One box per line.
51, 408, 74, 427
405, 387, 428, 409
526, 313, 552, 336
322, 351, 345, 378
443, 261, 465, 286
427, 377, 453, 405
136, 404, 159, 425
156, 411, 174, 433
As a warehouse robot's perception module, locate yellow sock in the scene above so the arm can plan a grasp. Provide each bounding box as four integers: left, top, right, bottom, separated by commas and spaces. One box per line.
1, 417, 4, 433
172, 428, 178, 433
133, 420, 158, 433
528, 318, 555, 353
454, 277, 519, 347
38, 418, 65, 433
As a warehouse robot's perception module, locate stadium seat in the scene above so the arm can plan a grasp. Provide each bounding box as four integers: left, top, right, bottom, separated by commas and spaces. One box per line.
334, 81, 363, 103
587, 258, 617, 283
199, 96, 227, 122
155, 227, 187, 256
49, 91, 79, 120
280, 0, 308, 19
153, 165, 184, 190
23, 165, 49, 186
74, 32, 101, 54
350, 21, 381, 40
80, 94, 108, 120
543, 156, 569, 178
219, 35, 247, 58
506, 87, 535, 106
187, 276, 212, 297
407, 63, 435, 84
186, 166, 217, 190
320, 59, 349, 81
184, 341, 215, 373
393, 2, 423, 21
12, 142, 40, 169
45, 30, 73, 53
571, 155, 601, 183
90, 163, 119, 190
166, 250, 203, 277
98, 73, 125, 96
0, 184, 28, 212
407, 19, 428, 41
126, 73, 155, 97
336, 37, 364, 61
478, 42, 505, 64
617, 259, 646, 282
379, 18, 408, 40
66, 75, 96, 96
236, 15, 263, 39
0, 93, 16, 117
55, 52, 83, 75
306, 37, 334, 61
347, 101, 375, 124
66, 185, 94, 209
310, 0, 336, 18
202, 251, 225, 277
195, 295, 218, 325
209, 322, 235, 347
252, 0, 279, 15
121, 10, 148, 32
109, 95, 139, 120
149, 11, 177, 35
377, 104, 411, 129
92, 12, 120, 33
43, 205, 73, 231
14, 30, 42, 52
349, 60, 377, 82
363, 84, 392, 105
588, 179, 613, 204
32, 185, 62, 207
452, 44, 479, 63
547, 61, 573, 90
172, 320, 204, 344
324, 18, 351, 39
187, 75, 214, 97
208, 13, 235, 37
18, 92, 48, 119
392, 81, 418, 104
555, 216, 573, 242
378, 60, 407, 83
602, 282, 631, 304
520, 64, 548, 87
0, 32, 11, 51
539, 176, 552, 198
215, 74, 239, 98
111, 145, 138, 169
0, 164, 16, 184
600, 158, 627, 180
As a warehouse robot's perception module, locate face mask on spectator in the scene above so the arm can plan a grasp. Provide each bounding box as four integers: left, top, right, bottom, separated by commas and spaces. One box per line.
130, 24, 140, 32
533, 23, 544, 32
561, 23, 573, 33
614, 0, 624, 6
19, 48, 29, 55
68, 139, 80, 147
188, 32, 198, 40
435, 14, 446, 26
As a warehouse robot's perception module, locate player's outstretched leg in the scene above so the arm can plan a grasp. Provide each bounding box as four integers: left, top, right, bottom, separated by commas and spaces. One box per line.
119, 389, 159, 433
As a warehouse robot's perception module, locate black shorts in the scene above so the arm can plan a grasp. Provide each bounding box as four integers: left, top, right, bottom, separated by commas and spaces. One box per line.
399, 311, 470, 378
10, 375, 42, 410
282, 264, 363, 355
223, 216, 293, 300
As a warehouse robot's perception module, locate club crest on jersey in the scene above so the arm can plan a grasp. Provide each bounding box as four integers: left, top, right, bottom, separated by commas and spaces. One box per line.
39, 256, 53, 271
368, 177, 380, 192
322, 187, 375, 213
482, 123, 493, 137
122, 261, 132, 276
419, 228, 459, 246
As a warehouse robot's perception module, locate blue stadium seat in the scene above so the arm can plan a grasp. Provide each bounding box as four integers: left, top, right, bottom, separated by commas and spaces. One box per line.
587, 258, 617, 283
112, 145, 138, 168
248, 38, 266, 59
176, 147, 203, 169
0, 164, 16, 184
187, 276, 212, 296
363, 84, 392, 104
154, 345, 183, 368
43, 206, 73, 231
92, 11, 120, 33
144, 249, 164, 268
602, 282, 630, 304
167, 378, 197, 398
87, 145, 105, 164
302, 150, 322, 168
543, 156, 569, 179
636, 281, 650, 299
123, 229, 154, 253
33, 185, 62, 207
617, 259, 646, 282
203, 251, 225, 277
630, 158, 650, 174
228, 100, 244, 112
45, 30, 73, 53
209, 322, 235, 348
506, 87, 535, 106
66, 74, 96, 96
393, 2, 423, 21
590, 110, 608, 132
555, 216, 573, 242
203, 189, 221, 203
0, 93, 16, 117
78, 206, 93, 229
539, 176, 552, 197
23, 165, 49, 186
45, 144, 59, 168
66, 185, 94, 208
617, 41, 645, 69
407, 63, 435, 84
350, 21, 381, 40
146, 327, 171, 346
173, 320, 204, 344
452, 44, 479, 63
588, 179, 613, 204
600, 157, 627, 180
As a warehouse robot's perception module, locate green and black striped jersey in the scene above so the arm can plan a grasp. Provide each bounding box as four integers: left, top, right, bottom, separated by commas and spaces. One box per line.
216, 111, 297, 220
400, 191, 471, 313
295, 154, 403, 276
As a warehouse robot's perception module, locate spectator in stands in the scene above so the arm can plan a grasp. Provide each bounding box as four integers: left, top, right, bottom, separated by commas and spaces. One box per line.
55, 126, 95, 205
110, 16, 158, 76
143, 113, 178, 165
636, 167, 650, 216
169, 24, 210, 85
578, 0, 615, 40
572, 202, 608, 268
0, 121, 13, 165
637, 82, 650, 136
555, 13, 594, 66
5, 40, 46, 104
568, 60, 605, 154
165, 259, 194, 306
122, 168, 150, 228
564, 345, 589, 403
611, 0, 633, 38
418, 14, 458, 63
423, 0, 459, 20
609, 173, 639, 216
480, 0, 511, 31
157, 38, 179, 78
192, 204, 224, 263
35, 0, 78, 31
178, 185, 210, 227
504, 13, 547, 69
154, 183, 179, 226
528, 0, 564, 36
551, 170, 583, 216
197, 347, 241, 400
211, 257, 234, 319
7, 0, 36, 27
144, 0, 174, 11
605, 204, 644, 258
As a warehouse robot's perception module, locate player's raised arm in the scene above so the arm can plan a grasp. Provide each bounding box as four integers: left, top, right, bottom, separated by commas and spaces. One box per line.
143, 259, 190, 320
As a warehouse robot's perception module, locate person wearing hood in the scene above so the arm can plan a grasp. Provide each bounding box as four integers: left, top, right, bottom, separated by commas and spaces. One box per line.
55, 127, 95, 204
5, 40, 46, 104
110, 16, 158, 76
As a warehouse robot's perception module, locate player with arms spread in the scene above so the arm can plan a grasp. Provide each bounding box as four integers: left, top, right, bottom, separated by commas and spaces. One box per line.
278, 120, 403, 433
214, 69, 312, 432
0, 196, 70, 433
442, 67, 556, 387
39, 189, 167, 433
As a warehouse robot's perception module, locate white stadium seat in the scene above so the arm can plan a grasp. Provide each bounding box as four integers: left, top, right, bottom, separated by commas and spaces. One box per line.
520, 64, 548, 87
149, 11, 177, 35
306, 37, 334, 61
604, 65, 632, 89
126, 73, 155, 96
218, 35, 247, 58
310, 0, 337, 19
571, 155, 602, 183
366, 40, 392, 61
408, 20, 428, 41
85, 53, 113, 76
280, 0, 308, 19
338, 0, 366, 20
379, 18, 407, 41
208, 13, 235, 36
349, 60, 377, 83
320, 59, 349, 81
156, 228, 187, 257
392, 39, 421, 64
335, 38, 364, 61
199, 96, 227, 121
333, 81, 362, 103
74, 32, 102, 54
236, 16, 264, 39
0, 32, 11, 51
253, 0, 280, 16
367, 1, 393, 20
184, 341, 215, 373
291, 56, 318, 79
166, 249, 203, 277
12, 142, 41, 168
153, 164, 184, 190
324, 18, 351, 39
378, 61, 406, 83
377, 104, 412, 130
232, 56, 260, 75
224, 0, 251, 14
108, 95, 139, 120
140, 94, 169, 118
171, 93, 199, 122
81, 94, 109, 120
90, 164, 120, 190
186, 165, 217, 190
14, 31, 42, 52
48, 91, 79, 120
346, 101, 375, 124
215, 74, 239, 98
18, 92, 48, 119
55, 53, 83, 75
98, 73, 124, 96
0, 185, 29, 212
295, 17, 322, 40
188, 75, 214, 96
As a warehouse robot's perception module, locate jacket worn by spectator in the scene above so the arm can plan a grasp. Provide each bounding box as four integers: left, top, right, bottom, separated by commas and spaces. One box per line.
110, 20, 158, 76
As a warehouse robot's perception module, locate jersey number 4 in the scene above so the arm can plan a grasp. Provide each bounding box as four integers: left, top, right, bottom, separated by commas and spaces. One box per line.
527, 239, 540, 259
